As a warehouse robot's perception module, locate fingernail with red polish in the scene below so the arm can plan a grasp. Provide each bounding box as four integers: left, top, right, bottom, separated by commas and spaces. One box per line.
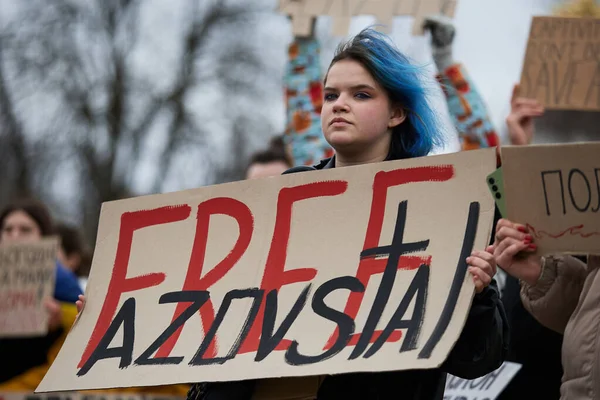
518, 227, 527, 233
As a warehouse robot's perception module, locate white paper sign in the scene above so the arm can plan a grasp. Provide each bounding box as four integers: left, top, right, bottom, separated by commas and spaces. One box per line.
444, 362, 522, 400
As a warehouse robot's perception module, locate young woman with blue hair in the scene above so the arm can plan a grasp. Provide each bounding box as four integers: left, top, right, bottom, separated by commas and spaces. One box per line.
187, 27, 508, 400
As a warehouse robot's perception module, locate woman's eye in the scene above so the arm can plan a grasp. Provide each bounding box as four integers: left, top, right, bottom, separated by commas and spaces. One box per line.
355, 92, 371, 99
324, 93, 337, 101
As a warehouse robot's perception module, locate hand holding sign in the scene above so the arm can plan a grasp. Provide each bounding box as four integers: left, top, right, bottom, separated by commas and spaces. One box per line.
466, 246, 497, 294
76, 294, 85, 314
493, 219, 543, 286
501, 142, 600, 255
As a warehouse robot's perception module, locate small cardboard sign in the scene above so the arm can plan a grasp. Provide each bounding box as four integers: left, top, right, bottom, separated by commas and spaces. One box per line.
520, 16, 600, 111
0, 238, 58, 338
37, 148, 496, 393
502, 142, 600, 255
279, 0, 458, 37
444, 362, 522, 400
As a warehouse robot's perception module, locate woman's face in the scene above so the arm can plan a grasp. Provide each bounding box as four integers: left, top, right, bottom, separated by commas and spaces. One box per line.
322, 59, 405, 163
1, 210, 42, 243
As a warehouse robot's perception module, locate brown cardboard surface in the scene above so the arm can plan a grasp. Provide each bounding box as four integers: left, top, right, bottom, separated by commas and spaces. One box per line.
412, 0, 449, 35
37, 148, 496, 392
279, 0, 457, 37
502, 142, 600, 255
520, 16, 600, 111
0, 238, 58, 338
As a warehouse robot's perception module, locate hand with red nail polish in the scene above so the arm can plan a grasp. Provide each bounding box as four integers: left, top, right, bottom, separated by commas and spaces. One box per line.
493, 219, 543, 286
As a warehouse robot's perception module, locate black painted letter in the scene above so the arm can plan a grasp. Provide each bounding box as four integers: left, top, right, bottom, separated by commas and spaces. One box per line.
350, 201, 429, 359
363, 264, 429, 358
135, 290, 210, 365
78, 297, 136, 376
568, 169, 591, 212
285, 276, 364, 366
255, 284, 311, 362
541, 170, 566, 215
189, 288, 263, 365
418, 202, 479, 359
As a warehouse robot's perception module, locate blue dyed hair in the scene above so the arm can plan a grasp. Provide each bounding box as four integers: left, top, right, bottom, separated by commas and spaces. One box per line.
326, 28, 445, 159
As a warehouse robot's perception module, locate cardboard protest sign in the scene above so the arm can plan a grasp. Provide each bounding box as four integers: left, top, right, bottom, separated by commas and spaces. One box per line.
279, 0, 458, 36
0, 393, 184, 400
37, 148, 496, 393
502, 142, 600, 255
520, 16, 600, 111
0, 238, 58, 338
444, 362, 522, 400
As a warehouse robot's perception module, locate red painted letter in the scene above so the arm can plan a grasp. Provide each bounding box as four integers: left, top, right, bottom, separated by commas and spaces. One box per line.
78, 205, 191, 368
156, 198, 253, 359
325, 165, 454, 349
239, 180, 348, 354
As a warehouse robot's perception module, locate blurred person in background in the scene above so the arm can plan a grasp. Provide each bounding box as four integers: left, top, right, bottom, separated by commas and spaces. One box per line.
245, 136, 293, 180
55, 222, 92, 291
0, 198, 81, 391
424, 15, 562, 400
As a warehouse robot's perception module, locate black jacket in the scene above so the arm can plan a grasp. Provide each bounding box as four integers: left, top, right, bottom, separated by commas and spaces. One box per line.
189, 157, 509, 400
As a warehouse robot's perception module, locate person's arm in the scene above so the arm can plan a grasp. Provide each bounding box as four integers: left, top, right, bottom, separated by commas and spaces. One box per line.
520, 255, 587, 334
284, 36, 334, 166
424, 16, 500, 151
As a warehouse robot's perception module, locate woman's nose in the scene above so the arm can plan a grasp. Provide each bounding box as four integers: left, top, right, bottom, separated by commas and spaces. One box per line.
332, 95, 349, 113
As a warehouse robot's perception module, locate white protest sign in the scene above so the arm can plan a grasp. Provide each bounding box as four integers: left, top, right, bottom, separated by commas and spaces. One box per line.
37, 148, 496, 393
444, 362, 522, 400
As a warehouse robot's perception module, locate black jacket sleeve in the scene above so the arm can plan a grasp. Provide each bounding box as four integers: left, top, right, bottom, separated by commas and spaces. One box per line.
441, 206, 509, 379
442, 279, 509, 379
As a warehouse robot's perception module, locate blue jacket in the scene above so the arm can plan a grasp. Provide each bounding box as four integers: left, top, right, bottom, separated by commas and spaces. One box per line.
54, 260, 83, 303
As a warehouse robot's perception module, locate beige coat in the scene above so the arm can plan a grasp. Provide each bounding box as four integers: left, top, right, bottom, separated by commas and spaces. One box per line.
520, 255, 600, 400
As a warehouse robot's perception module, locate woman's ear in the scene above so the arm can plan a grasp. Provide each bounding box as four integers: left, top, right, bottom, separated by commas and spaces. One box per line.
389, 106, 407, 128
